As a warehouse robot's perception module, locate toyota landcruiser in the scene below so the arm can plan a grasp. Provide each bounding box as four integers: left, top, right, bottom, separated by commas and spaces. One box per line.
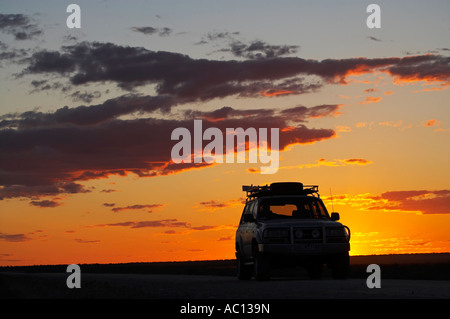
235, 182, 350, 280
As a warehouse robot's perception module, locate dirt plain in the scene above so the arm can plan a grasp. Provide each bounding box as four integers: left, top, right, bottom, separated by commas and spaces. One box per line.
1, 253, 449, 299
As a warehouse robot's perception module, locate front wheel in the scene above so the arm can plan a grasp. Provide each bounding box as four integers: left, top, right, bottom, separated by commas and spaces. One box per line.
330, 252, 349, 279
254, 252, 271, 281
307, 260, 323, 279
236, 251, 252, 280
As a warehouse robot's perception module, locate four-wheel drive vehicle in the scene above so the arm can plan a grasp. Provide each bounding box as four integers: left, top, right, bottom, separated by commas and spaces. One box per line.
235, 182, 350, 280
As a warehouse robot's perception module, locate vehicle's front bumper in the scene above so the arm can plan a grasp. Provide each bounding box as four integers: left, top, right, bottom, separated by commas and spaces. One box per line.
258, 243, 350, 255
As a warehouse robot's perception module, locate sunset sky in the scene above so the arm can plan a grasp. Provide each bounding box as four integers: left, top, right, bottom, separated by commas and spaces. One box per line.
1, 0, 449, 266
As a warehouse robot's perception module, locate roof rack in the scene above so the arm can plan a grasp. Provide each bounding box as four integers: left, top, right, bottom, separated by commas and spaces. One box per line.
242, 182, 319, 200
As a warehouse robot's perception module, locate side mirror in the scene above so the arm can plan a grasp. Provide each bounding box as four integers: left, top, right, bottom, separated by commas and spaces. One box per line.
330, 212, 340, 221
243, 214, 256, 223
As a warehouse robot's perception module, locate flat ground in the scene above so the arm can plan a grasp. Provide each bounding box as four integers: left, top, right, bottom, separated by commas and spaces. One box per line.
1, 254, 449, 299
1, 272, 450, 299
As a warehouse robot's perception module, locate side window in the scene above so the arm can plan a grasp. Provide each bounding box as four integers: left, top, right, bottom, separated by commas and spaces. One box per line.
251, 200, 258, 218
240, 202, 250, 224
241, 200, 257, 223
241, 201, 255, 223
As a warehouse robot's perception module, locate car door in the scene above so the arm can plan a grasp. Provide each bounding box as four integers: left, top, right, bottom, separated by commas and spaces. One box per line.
236, 202, 250, 255
241, 200, 258, 257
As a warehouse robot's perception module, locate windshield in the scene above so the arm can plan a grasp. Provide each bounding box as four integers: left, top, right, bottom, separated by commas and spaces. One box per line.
258, 197, 329, 220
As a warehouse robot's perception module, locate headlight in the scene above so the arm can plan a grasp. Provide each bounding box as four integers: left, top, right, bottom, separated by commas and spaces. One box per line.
264, 228, 289, 238
326, 227, 346, 237
294, 229, 303, 239
311, 228, 321, 239
326, 227, 350, 242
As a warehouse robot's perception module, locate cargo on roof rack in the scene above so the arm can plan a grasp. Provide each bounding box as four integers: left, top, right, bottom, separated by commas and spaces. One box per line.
242, 182, 319, 200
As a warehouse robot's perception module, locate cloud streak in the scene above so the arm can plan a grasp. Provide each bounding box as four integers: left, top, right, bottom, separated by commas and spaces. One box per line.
195, 198, 245, 211
111, 204, 164, 213
131, 26, 173, 37
0, 233, 31, 242
324, 190, 450, 214
0, 14, 42, 40
89, 218, 235, 232
251, 157, 373, 173
17, 42, 450, 98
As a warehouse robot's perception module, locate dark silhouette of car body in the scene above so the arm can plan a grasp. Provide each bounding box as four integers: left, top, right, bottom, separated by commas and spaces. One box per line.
235, 182, 350, 280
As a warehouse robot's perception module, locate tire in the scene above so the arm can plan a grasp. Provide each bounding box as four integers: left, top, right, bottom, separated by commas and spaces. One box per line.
307, 261, 323, 279
330, 252, 349, 279
236, 251, 252, 280
254, 252, 271, 281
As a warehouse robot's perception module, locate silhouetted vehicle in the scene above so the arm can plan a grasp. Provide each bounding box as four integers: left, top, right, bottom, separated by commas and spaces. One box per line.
235, 182, 350, 280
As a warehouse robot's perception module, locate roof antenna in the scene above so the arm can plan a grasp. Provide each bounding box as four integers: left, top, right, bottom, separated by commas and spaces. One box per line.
329, 188, 335, 212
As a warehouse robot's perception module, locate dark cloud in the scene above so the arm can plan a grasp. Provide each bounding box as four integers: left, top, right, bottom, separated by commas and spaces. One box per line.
183, 106, 275, 121
4, 40, 448, 205
197, 198, 245, 211
29, 199, 62, 208
206, 31, 240, 41
0, 182, 89, 200
90, 218, 232, 232
386, 55, 450, 83
199, 31, 299, 60
196, 31, 240, 44
0, 104, 336, 200
111, 204, 164, 213
131, 26, 173, 37
22, 49, 77, 74
198, 200, 230, 209
74, 238, 100, 243
0, 118, 181, 187
101, 189, 117, 193
369, 190, 450, 214
0, 42, 29, 65
225, 40, 300, 59
278, 125, 335, 148
0, 233, 31, 242
18, 42, 450, 99
93, 219, 190, 229
131, 26, 158, 35
0, 14, 42, 40
0, 94, 176, 129
18, 41, 318, 97
69, 90, 102, 103
279, 104, 341, 122
367, 36, 381, 42
29, 80, 72, 93
184, 104, 341, 126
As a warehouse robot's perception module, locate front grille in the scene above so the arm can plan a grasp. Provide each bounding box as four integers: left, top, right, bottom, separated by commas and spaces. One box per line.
293, 227, 323, 244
